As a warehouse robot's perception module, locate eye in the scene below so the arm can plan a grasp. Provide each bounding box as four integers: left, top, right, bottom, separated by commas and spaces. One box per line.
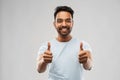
56, 19, 63, 23
65, 19, 72, 23
56, 18, 72, 23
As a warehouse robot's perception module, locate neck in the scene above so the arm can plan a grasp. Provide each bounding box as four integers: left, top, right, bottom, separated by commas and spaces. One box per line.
56, 35, 72, 42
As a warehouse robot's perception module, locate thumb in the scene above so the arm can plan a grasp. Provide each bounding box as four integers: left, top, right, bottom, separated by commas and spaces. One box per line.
47, 42, 51, 51
80, 42, 83, 51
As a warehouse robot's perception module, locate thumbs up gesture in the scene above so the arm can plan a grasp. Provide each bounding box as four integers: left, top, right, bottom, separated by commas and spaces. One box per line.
78, 42, 91, 64
42, 42, 53, 64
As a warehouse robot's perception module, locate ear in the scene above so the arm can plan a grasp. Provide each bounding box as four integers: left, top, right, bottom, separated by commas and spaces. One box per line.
71, 20, 74, 27
53, 21, 56, 28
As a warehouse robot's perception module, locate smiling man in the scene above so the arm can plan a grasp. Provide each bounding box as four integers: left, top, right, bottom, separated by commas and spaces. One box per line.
37, 6, 92, 80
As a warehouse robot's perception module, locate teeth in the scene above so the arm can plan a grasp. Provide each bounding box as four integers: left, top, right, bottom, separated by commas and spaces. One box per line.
62, 28, 67, 31
62, 27, 67, 29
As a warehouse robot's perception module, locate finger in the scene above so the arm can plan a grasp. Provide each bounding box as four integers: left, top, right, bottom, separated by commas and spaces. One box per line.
79, 52, 86, 57
79, 58, 87, 63
44, 58, 52, 63
79, 56, 87, 60
44, 58, 52, 61
44, 60, 52, 63
44, 50, 52, 55
47, 42, 51, 51
80, 42, 83, 51
43, 54, 53, 58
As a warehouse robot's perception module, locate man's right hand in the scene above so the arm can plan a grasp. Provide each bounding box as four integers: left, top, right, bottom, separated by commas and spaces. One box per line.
42, 42, 53, 64
37, 42, 53, 73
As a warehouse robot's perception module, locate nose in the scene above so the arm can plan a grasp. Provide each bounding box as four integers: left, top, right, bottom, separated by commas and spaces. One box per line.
61, 21, 67, 26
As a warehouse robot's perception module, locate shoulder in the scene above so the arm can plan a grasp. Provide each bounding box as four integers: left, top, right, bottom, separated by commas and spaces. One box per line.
80, 40, 92, 52
73, 38, 92, 52
37, 39, 56, 55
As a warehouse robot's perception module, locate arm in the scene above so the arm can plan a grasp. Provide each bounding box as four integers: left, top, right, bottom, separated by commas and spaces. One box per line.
36, 54, 48, 73
79, 42, 93, 70
79, 50, 92, 70
82, 54, 92, 70
37, 42, 52, 73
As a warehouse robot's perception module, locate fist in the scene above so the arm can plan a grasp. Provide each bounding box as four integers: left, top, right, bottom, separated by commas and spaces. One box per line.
42, 42, 53, 64
78, 42, 91, 64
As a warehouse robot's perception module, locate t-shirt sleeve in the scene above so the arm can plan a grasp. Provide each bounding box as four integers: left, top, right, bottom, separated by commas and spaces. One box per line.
82, 40, 92, 53
37, 42, 48, 56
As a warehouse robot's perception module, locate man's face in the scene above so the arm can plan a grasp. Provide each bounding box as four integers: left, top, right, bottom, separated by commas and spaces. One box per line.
54, 11, 73, 37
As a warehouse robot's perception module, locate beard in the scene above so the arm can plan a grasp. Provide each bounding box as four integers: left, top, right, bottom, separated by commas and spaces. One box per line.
56, 26, 72, 37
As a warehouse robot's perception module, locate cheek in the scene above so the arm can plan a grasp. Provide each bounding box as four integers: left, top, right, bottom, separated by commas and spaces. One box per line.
71, 22, 73, 27
55, 25, 60, 31
54, 23, 58, 29
55, 24, 61, 29
54, 22, 60, 27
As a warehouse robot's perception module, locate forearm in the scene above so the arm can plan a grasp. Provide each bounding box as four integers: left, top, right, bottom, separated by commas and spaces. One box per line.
37, 59, 48, 73
83, 58, 92, 70
37, 55, 48, 73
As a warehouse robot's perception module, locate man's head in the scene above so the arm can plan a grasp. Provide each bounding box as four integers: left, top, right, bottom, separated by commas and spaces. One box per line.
53, 6, 74, 37
54, 6, 74, 19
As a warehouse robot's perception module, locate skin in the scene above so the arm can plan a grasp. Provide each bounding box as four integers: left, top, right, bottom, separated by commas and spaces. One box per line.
53, 11, 73, 42
37, 11, 92, 73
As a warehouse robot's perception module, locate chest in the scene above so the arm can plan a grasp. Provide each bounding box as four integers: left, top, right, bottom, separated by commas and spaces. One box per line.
51, 43, 80, 66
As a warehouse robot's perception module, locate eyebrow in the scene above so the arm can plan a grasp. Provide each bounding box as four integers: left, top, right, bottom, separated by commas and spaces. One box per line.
56, 18, 72, 20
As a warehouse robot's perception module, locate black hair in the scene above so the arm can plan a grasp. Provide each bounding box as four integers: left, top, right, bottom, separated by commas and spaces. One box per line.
54, 6, 74, 19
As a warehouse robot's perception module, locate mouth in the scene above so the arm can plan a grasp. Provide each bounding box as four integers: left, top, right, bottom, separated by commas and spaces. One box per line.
59, 26, 69, 31
61, 27, 68, 32
57, 26, 71, 36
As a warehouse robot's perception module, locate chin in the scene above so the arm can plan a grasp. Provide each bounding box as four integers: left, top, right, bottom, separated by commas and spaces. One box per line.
58, 30, 71, 37
60, 33, 70, 37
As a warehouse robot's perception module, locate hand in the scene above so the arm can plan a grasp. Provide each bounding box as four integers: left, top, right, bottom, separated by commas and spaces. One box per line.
78, 42, 91, 64
42, 42, 53, 64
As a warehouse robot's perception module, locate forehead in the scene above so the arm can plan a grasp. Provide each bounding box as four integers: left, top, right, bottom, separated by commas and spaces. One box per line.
56, 11, 72, 19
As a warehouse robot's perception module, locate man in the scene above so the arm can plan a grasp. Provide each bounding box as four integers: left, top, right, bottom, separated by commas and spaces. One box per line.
37, 6, 92, 80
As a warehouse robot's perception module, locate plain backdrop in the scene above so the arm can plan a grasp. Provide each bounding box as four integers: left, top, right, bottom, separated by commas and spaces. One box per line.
0, 0, 120, 80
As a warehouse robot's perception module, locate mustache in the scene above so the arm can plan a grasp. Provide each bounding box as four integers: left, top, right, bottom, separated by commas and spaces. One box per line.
58, 26, 70, 30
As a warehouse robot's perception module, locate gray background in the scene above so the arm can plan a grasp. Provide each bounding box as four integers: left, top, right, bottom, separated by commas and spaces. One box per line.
0, 0, 120, 80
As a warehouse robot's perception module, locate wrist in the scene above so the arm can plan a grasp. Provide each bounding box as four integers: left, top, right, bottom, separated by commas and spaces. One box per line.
83, 58, 92, 70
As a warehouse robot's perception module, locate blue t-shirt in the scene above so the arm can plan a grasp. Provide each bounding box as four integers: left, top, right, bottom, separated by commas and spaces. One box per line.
38, 38, 92, 80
